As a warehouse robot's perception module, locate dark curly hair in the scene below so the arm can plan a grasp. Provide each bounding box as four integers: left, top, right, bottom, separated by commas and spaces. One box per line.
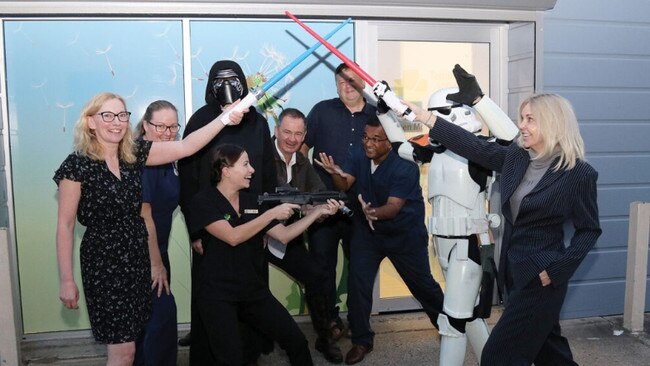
210, 144, 246, 185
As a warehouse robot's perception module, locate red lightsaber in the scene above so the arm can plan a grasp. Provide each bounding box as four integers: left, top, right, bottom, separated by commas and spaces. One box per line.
285, 11, 375, 86
285, 10, 416, 121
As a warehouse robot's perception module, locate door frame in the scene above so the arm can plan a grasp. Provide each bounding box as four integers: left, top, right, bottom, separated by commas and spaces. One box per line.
354, 19, 509, 313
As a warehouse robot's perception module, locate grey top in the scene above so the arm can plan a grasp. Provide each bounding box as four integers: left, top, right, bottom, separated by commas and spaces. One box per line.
509, 150, 558, 221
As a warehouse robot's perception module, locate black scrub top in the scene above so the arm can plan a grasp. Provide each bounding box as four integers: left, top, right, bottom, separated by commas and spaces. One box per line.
189, 187, 278, 302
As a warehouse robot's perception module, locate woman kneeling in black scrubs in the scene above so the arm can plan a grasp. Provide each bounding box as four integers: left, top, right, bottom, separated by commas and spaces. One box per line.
188, 143, 343, 366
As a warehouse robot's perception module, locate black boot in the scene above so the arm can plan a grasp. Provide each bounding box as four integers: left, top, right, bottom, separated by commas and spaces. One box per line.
306, 294, 343, 364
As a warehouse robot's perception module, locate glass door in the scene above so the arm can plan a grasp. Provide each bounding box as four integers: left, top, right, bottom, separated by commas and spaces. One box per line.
356, 20, 507, 313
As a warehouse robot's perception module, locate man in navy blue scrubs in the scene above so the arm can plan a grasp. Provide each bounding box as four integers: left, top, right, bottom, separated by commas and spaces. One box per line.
315, 115, 444, 365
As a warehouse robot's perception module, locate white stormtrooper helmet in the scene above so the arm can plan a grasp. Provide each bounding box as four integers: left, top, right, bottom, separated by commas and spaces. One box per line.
428, 87, 482, 133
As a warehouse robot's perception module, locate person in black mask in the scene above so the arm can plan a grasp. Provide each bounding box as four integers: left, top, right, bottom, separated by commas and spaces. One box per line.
178, 60, 277, 365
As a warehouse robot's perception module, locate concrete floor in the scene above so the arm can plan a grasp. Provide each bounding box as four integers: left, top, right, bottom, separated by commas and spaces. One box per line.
21, 308, 650, 365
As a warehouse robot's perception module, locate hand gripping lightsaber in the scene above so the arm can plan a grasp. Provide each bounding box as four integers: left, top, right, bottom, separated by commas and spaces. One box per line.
220, 17, 352, 124
285, 11, 416, 122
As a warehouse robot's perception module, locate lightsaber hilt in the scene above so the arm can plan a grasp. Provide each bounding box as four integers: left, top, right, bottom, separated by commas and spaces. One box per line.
220, 89, 264, 125
372, 82, 416, 122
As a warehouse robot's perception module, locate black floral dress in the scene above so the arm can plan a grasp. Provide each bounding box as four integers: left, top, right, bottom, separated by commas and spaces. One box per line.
53, 140, 153, 344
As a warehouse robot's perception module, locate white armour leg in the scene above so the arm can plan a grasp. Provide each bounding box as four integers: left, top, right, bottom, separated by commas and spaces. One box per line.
438, 313, 468, 366
466, 317, 490, 364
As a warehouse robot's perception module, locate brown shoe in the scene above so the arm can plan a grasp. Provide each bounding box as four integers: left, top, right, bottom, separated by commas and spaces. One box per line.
345, 344, 373, 365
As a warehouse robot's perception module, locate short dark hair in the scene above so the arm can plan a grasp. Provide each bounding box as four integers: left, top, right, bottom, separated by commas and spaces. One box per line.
210, 144, 246, 185
278, 108, 306, 128
335, 63, 349, 76
365, 114, 381, 127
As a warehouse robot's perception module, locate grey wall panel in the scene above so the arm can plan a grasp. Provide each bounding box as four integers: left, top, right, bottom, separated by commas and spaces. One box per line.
561, 281, 626, 318
563, 279, 650, 318
553, 91, 650, 122
508, 57, 535, 90
544, 20, 650, 56
544, 57, 650, 89
581, 124, 650, 153
572, 250, 628, 280
508, 22, 536, 119
597, 187, 650, 217
508, 22, 534, 56
597, 219, 635, 249
545, 0, 650, 24
588, 156, 650, 185
508, 91, 534, 119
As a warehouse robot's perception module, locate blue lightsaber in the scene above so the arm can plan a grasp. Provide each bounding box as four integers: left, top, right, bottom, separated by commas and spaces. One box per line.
220, 17, 352, 124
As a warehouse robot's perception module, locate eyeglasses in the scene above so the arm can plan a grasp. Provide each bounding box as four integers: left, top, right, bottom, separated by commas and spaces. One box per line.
361, 136, 389, 144
147, 121, 181, 133
96, 111, 131, 123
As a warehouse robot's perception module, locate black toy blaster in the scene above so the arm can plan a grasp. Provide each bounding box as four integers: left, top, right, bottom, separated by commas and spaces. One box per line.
258, 186, 353, 217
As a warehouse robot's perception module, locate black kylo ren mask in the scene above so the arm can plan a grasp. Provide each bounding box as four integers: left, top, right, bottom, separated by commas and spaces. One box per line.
211, 69, 244, 106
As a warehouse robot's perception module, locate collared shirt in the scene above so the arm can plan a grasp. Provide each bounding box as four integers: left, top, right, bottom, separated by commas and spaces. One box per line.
305, 97, 376, 190
272, 137, 327, 193
274, 139, 297, 184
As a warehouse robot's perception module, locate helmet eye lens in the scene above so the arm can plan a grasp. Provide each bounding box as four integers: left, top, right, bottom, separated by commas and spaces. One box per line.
429, 106, 452, 115
428, 103, 464, 116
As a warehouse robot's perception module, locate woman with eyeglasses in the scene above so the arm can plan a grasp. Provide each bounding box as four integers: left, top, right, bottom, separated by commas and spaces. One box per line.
131, 100, 181, 366
53, 92, 243, 366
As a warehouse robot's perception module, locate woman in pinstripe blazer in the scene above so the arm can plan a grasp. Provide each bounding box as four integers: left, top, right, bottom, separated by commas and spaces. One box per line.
404, 93, 601, 365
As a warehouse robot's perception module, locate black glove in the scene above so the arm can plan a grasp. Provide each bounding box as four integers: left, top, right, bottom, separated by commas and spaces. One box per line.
376, 97, 390, 115
446, 64, 484, 106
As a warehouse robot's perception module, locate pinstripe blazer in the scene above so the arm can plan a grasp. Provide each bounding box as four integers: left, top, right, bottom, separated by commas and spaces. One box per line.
429, 118, 602, 290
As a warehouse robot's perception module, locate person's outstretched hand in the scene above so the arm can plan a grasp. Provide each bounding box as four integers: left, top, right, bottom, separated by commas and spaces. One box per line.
314, 153, 349, 179
358, 194, 377, 231
446, 64, 484, 106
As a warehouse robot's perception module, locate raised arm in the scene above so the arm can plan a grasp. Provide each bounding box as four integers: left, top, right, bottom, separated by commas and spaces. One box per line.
204, 203, 300, 246
446, 64, 518, 141
55, 179, 81, 310
146, 101, 244, 166
267, 199, 342, 244
402, 100, 507, 172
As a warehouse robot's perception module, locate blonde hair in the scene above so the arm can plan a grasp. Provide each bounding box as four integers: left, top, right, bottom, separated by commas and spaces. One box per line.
73, 92, 136, 164
517, 93, 585, 170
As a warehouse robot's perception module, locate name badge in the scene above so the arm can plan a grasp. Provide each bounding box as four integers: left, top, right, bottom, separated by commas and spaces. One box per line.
244, 209, 259, 214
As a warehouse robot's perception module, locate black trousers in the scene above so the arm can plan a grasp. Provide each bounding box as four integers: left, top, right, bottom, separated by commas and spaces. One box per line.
266, 236, 329, 297
307, 217, 353, 318
196, 294, 313, 366
481, 271, 577, 366
189, 251, 271, 365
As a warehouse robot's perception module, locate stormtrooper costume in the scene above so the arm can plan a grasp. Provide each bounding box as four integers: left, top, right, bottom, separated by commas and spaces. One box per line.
378, 88, 518, 365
